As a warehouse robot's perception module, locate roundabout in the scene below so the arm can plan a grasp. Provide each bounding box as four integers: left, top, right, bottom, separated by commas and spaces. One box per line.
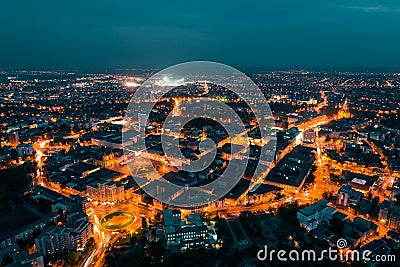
100, 211, 136, 230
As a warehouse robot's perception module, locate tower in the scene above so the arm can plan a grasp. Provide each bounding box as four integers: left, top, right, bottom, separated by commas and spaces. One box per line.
338, 99, 351, 119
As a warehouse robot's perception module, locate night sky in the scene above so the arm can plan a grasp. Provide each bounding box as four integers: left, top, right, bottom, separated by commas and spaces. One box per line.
1, 0, 400, 71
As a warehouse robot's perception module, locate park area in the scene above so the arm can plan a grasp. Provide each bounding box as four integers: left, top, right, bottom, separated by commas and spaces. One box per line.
100, 211, 135, 230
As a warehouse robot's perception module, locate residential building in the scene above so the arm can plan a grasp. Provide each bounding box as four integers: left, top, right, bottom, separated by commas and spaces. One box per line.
86, 178, 125, 203
35, 212, 92, 256
297, 199, 337, 231
266, 146, 315, 193
163, 209, 210, 251
337, 185, 362, 207
379, 201, 400, 230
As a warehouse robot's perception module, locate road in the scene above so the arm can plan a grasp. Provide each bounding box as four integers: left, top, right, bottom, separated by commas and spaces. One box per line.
31, 91, 395, 266
32, 139, 50, 186
82, 200, 157, 267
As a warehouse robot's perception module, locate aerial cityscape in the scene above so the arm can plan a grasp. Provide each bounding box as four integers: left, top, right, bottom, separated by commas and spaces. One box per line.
1, 0, 400, 266
1, 69, 400, 266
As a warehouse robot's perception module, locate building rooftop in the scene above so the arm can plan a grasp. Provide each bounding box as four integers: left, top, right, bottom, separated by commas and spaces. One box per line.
32, 185, 68, 203
266, 145, 315, 188
247, 184, 282, 196
344, 171, 377, 190
338, 185, 363, 199
298, 199, 329, 217
332, 211, 348, 221
65, 162, 100, 178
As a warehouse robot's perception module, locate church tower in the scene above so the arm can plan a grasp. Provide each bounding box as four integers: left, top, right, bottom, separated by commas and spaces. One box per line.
338, 99, 351, 119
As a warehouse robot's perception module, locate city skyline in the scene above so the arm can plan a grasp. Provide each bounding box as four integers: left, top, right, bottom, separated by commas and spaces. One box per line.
1, 1, 400, 266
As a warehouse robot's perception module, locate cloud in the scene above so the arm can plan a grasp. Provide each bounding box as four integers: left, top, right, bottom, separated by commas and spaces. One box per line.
345, 5, 400, 13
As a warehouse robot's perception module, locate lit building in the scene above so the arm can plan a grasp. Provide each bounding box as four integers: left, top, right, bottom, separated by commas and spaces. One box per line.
163, 209, 211, 251
379, 201, 400, 230
35, 219, 93, 256
86, 178, 125, 203
338, 99, 351, 119
337, 185, 362, 207
32, 185, 69, 213
275, 127, 302, 161
266, 146, 315, 193
91, 147, 116, 168
65, 162, 101, 179
379, 200, 391, 223
245, 184, 282, 204
34, 193, 92, 256
16, 144, 34, 157
8, 132, 19, 147
297, 199, 337, 231
303, 129, 316, 144
0, 214, 59, 249
344, 171, 376, 193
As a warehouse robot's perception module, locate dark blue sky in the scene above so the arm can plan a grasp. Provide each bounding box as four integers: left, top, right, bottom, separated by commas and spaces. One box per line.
1, 0, 400, 70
